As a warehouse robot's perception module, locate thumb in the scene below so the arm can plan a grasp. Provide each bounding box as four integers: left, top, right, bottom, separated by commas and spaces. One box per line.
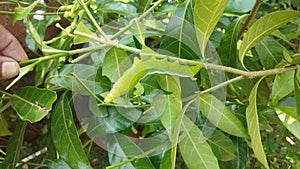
0, 56, 20, 80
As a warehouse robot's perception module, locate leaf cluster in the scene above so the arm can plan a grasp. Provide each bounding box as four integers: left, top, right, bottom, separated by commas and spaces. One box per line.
0, 0, 300, 168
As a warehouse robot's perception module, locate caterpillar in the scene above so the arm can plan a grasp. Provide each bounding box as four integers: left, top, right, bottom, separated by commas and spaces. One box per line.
104, 56, 201, 103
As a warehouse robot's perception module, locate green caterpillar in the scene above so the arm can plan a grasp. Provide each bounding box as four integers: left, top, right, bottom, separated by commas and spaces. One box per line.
104, 57, 201, 103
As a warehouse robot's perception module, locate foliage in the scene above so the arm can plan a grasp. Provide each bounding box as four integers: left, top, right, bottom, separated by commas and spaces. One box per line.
0, 0, 300, 168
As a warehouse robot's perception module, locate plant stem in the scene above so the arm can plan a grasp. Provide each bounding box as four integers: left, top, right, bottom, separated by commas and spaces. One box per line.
246, 65, 299, 78
74, 31, 140, 53
21, 26, 300, 87
17, 162, 47, 168
77, 0, 108, 39
75, 28, 300, 79
86, 139, 93, 158
16, 147, 47, 167
147, 53, 300, 78
237, 0, 263, 40
0, 11, 64, 15
199, 65, 299, 96
0, 148, 6, 156
0, 102, 11, 114
111, 0, 165, 40
70, 51, 93, 63
19, 45, 106, 65
199, 76, 245, 96
0, 90, 13, 97
20, 37, 300, 80
19, 53, 64, 65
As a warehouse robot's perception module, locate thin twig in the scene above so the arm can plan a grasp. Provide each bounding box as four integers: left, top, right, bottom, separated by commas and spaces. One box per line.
73, 31, 293, 78
0, 102, 11, 114
77, 0, 108, 39
199, 76, 245, 96
19, 31, 300, 79
111, 0, 165, 40
0, 90, 14, 97
238, 0, 264, 40
0, 11, 64, 15
199, 65, 299, 96
19, 45, 106, 65
16, 147, 47, 167
70, 51, 93, 63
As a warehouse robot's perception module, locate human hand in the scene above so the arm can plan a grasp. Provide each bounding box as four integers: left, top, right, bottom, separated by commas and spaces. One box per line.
0, 24, 28, 80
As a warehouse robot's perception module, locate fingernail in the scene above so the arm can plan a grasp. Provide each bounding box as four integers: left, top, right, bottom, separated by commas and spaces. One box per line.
0, 61, 19, 79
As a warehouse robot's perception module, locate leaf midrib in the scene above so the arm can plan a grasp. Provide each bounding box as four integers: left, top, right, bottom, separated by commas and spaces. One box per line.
181, 122, 208, 169
58, 94, 88, 165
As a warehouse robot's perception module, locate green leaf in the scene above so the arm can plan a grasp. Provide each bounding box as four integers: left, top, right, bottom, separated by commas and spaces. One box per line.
46, 64, 110, 95
0, 120, 27, 169
159, 149, 173, 169
218, 15, 247, 67
283, 50, 293, 63
150, 76, 180, 168
292, 0, 300, 9
272, 71, 295, 106
45, 124, 57, 160
255, 36, 285, 69
103, 47, 132, 82
13, 0, 41, 24
160, 0, 200, 59
47, 159, 72, 169
24, 17, 43, 48
107, 134, 155, 169
155, 75, 181, 137
275, 106, 300, 140
224, 0, 256, 13
104, 56, 199, 103
6, 63, 36, 90
87, 107, 134, 137
89, 97, 108, 117
74, 22, 97, 45
194, 0, 229, 54
137, 0, 153, 12
51, 93, 92, 169
231, 137, 249, 169
25, 14, 60, 54
0, 114, 12, 136
239, 10, 300, 67
209, 30, 223, 48
35, 61, 54, 86
131, 20, 146, 46
295, 70, 300, 119
10, 86, 57, 123
246, 77, 269, 169
208, 130, 237, 161
238, 71, 270, 105
179, 116, 219, 169
99, 2, 137, 16
271, 30, 296, 50
141, 76, 161, 95
199, 93, 248, 138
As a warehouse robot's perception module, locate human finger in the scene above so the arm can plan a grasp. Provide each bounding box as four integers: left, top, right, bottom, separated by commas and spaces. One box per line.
0, 24, 28, 61
0, 56, 19, 80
